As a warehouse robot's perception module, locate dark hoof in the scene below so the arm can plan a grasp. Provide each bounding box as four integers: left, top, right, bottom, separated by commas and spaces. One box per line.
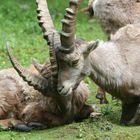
96, 93, 103, 100
27, 122, 47, 130
100, 99, 109, 104
9, 122, 47, 131
9, 123, 32, 132
120, 119, 130, 126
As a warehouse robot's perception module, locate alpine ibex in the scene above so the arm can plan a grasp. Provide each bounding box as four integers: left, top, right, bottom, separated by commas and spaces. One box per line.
45, 0, 140, 125
0, 50, 93, 131
84, 0, 140, 36
83, 0, 140, 103
0, 0, 96, 131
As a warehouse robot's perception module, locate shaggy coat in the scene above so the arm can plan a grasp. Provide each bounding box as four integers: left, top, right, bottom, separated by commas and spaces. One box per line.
0, 66, 93, 131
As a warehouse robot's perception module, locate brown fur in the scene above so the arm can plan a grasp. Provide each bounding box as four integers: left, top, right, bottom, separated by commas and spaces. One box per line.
0, 66, 93, 130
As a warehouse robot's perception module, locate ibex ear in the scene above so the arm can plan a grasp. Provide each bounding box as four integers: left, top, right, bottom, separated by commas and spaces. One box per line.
85, 40, 99, 54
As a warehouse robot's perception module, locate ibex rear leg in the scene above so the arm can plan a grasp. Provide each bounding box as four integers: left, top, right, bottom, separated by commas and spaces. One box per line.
120, 102, 139, 125
96, 87, 108, 104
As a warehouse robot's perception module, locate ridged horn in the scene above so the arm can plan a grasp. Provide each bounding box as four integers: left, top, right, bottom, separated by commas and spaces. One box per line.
6, 43, 51, 96
36, 0, 59, 85
50, 33, 59, 79
36, 0, 60, 47
32, 58, 52, 79
32, 58, 43, 73
60, 0, 82, 53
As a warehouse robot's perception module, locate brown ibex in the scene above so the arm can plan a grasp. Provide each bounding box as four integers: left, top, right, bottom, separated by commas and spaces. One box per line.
0, 49, 94, 131
0, 0, 96, 131
43, 0, 140, 125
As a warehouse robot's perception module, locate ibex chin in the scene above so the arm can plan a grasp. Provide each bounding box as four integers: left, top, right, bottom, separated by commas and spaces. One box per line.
0, 0, 96, 131
46, 0, 140, 125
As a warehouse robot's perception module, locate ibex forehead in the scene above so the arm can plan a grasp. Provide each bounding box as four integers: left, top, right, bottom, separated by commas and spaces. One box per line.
58, 39, 88, 59
58, 48, 81, 62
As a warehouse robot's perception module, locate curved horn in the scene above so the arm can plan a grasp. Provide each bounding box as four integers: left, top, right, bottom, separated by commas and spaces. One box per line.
6, 44, 51, 96
32, 58, 43, 73
36, 0, 60, 47
50, 33, 59, 78
32, 58, 52, 79
36, 0, 59, 84
60, 0, 82, 53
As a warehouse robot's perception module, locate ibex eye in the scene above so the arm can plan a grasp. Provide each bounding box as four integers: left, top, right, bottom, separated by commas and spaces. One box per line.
71, 59, 79, 66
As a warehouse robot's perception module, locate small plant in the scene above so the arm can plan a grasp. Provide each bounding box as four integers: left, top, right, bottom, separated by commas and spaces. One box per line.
101, 104, 113, 116
77, 128, 86, 139
100, 121, 113, 131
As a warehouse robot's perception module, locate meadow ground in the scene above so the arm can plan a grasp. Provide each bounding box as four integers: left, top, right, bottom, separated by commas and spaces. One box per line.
0, 0, 140, 140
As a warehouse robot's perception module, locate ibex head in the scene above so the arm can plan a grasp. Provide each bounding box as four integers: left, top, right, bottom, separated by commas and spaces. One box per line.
7, 0, 98, 96
35, 0, 98, 96
57, 39, 98, 96
56, 0, 98, 95
36, 0, 98, 96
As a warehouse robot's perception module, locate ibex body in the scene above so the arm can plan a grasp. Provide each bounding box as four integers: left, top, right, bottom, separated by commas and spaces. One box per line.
82, 0, 140, 103
0, 66, 93, 131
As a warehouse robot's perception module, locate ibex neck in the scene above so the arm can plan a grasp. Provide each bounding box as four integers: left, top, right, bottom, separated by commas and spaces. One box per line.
88, 41, 129, 94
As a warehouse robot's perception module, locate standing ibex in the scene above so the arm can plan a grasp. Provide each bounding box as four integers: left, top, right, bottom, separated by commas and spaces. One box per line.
82, 0, 140, 103
44, 0, 140, 125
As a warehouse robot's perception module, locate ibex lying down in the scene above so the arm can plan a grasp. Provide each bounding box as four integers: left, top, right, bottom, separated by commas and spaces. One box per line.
42, 0, 140, 125
84, 0, 140, 36
0, 0, 95, 131
0, 63, 93, 131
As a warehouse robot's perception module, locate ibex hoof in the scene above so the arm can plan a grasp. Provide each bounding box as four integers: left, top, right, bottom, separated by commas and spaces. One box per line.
9, 123, 32, 132
28, 122, 47, 130
100, 99, 109, 104
96, 93, 108, 104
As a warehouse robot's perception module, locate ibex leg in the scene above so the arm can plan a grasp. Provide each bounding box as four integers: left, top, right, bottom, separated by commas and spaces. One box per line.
120, 102, 139, 125
96, 87, 108, 104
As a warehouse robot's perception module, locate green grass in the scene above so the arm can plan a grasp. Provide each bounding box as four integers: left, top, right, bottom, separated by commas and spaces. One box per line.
0, 0, 140, 140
